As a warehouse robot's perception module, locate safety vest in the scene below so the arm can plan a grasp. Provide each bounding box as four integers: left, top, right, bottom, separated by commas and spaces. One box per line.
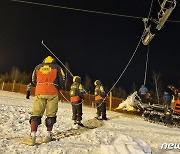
70, 82, 83, 102
94, 85, 105, 101
32, 63, 64, 95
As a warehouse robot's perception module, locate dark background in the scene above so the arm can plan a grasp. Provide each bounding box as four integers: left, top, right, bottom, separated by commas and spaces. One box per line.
0, 0, 180, 92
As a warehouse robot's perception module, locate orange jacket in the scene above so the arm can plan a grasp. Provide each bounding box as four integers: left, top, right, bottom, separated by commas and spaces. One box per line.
94, 85, 105, 101
95, 95, 103, 101
70, 82, 84, 103
70, 96, 82, 102
32, 60, 64, 95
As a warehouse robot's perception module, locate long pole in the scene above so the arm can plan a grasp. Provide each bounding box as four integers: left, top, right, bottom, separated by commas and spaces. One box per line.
41, 40, 74, 77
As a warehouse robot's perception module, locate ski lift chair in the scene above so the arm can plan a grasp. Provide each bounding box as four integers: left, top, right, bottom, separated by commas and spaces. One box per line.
142, 26, 155, 45
156, 0, 176, 30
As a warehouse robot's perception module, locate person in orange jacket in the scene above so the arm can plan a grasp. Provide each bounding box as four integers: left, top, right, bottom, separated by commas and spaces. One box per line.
70, 76, 85, 127
22, 56, 65, 146
94, 80, 107, 120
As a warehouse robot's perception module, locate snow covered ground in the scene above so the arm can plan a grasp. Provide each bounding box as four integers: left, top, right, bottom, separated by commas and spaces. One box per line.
0, 91, 180, 154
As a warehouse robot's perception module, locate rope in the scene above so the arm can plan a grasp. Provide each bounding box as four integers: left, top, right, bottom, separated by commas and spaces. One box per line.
42, 40, 74, 77
96, 28, 146, 109
42, 40, 88, 94
143, 45, 150, 85
59, 90, 84, 105
98, 0, 154, 108
101, 31, 144, 104
42, 41, 87, 104
11, 0, 180, 22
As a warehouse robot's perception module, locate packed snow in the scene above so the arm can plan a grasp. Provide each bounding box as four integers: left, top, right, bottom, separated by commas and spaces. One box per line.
0, 91, 180, 154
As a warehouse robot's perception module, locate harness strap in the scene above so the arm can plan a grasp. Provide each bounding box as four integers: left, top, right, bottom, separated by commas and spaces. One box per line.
37, 82, 59, 86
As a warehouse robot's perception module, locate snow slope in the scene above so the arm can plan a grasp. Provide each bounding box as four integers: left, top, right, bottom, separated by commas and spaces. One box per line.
0, 91, 180, 154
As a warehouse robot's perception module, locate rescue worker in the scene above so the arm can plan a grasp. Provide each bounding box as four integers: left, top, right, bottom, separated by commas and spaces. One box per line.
22, 56, 65, 146
94, 80, 107, 120
139, 84, 148, 103
26, 82, 32, 99
163, 85, 174, 125
146, 92, 152, 105
70, 76, 84, 127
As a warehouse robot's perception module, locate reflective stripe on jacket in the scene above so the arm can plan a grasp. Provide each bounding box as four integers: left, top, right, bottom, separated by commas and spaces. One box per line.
94, 85, 105, 101
32, 62, 64, 95
70, 82, 83, 103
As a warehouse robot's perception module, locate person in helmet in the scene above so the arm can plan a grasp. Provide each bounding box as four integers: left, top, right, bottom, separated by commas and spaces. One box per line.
70, 76, 85, 127
94, 80, 107, 120
139, 84, 148, 103
22, 56, 65, 146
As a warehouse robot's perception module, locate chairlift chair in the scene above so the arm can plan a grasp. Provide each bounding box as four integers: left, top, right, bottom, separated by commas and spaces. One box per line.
156, 0, 176, 30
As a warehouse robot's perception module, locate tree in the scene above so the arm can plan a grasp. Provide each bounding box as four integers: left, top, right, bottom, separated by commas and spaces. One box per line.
83, 75, 93, 94
131, 83, 138, 92
64, 62, 72, 91
152, 71, 163, 104
0, 67, 31, 84
112, 86, 127, 98
0, 73, 10, 83
19, 72, 31, 84
10, 66, 20, 83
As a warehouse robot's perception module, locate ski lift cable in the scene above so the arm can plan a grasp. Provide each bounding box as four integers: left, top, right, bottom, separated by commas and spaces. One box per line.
11, 0, 142, 19
143, 45, 150, 86
101, 0, 154, 104
11, 0, 180, 23
144, 0, 154, 28
167, 19, 180, 23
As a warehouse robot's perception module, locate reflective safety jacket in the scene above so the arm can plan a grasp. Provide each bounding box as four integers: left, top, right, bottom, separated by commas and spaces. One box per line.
32, 61, 65, 95
94, 85, 105, 101
26, 83, 32, 92
70, 82, 84, 102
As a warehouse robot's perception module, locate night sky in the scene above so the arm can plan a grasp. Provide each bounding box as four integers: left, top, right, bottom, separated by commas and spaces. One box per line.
0, 0, 180, 92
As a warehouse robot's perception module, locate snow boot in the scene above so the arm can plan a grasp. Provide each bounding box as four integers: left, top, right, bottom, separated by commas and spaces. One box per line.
102, 117, 108, 120
41, 136, 52, 143
73, 123, 79, 129
22, 135, 36, 146
95, 116, 102, 120
76, 121, 84, 127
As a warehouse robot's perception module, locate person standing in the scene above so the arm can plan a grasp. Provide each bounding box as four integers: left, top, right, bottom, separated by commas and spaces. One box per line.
94, 80, 107, 120
26, 82, 32, 99
22, 56, 65, 146
139, 84, 148, 103
163, 85, 174, 125
70, 76, 85, 127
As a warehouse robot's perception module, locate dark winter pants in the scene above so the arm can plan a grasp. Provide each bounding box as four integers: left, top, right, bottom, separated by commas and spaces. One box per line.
96, 100, 106, 119
140, 95, 147, 104
26, 91, 31, 99
71, 102, 82, 121
164, 104, 173, 125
